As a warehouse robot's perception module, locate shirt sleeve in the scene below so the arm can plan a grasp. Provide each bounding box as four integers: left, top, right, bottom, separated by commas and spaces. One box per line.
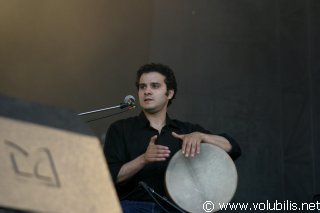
103, 122, 126, 183
218, 133, 241, 161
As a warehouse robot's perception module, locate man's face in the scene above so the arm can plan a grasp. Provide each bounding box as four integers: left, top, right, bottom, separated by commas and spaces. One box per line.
138, 72, 174, 114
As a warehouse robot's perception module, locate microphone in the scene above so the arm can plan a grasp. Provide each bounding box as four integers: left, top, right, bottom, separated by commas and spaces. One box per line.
121, 95, 136, 109
78, 95, 136, 116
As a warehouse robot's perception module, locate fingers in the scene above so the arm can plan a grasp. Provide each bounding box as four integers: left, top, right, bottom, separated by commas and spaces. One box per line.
172, 132, 191, 156
145, 135, 170, 163
149, 135, 157, 144
148, 150, 170, 161
183, 140, 200, 157
149, 135, 169, 153
148, 147, 170, 161
172, 132, 202, 158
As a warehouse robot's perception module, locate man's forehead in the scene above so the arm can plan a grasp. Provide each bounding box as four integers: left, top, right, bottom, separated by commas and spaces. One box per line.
139, 72, 165, 83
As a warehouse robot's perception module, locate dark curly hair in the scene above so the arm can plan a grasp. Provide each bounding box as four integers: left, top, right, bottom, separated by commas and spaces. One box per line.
135, 63, 177, 106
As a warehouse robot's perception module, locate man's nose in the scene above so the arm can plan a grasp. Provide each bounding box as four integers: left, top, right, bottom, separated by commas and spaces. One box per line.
144, 86, 152, 95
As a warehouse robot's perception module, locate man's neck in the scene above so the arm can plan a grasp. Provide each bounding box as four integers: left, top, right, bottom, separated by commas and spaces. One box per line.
144, 110, 167, 133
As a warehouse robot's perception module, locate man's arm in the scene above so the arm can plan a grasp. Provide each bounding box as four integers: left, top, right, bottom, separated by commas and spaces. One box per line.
116, 135, 171, 183
116, 154, 146, 183
199, 133, 232, 151
172, 132, 232, 158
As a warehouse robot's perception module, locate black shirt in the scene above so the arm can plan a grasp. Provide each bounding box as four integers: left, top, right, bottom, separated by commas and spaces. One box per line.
103, 112, 241, 201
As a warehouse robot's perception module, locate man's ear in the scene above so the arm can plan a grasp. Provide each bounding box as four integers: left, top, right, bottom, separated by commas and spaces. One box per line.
167, 90, 174, 99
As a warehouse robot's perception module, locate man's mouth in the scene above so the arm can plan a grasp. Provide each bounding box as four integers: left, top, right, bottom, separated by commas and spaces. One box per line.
144, 98, 153, 102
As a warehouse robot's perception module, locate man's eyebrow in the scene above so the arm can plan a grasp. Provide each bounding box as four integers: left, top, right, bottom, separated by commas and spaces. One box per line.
139, 82, 161, 85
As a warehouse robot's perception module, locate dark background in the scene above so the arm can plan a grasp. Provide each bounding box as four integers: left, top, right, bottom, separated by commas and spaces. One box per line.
1, 0, 319, 208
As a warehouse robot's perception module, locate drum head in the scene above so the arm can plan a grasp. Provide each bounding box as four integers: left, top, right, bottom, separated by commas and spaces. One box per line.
165, 143, 237, 212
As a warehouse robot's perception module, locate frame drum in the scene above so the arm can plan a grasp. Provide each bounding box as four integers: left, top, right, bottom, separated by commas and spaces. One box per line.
165, 143, 237, 212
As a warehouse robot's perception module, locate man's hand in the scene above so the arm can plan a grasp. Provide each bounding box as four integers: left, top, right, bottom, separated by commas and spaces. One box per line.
116, 135, 171, 183
144, 135, 171, 163
172, 132, 204, 157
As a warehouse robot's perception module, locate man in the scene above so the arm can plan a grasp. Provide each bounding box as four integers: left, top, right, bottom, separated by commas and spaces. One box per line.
104, 63, 241, 212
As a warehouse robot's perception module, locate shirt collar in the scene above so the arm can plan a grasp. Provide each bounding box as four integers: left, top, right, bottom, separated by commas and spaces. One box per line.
137, 111, 179, 130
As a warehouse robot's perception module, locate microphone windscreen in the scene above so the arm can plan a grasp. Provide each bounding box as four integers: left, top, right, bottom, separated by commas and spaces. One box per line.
124, 95, 135, 104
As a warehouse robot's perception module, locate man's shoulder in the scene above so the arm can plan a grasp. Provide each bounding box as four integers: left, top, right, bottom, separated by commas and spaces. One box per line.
170, 118, 189, 126
170, 118, 210, 133
170, 118, 196, 129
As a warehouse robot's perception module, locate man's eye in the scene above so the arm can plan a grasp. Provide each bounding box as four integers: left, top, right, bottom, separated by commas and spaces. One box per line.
139, 84, 146, 89
151, 83, 160, 89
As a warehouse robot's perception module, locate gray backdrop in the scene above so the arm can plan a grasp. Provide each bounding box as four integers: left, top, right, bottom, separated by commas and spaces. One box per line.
1, 0, 319, 209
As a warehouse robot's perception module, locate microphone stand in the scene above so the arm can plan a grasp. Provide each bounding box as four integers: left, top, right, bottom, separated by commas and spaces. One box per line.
139, 181, 186, 213
77, 103, 131, 116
